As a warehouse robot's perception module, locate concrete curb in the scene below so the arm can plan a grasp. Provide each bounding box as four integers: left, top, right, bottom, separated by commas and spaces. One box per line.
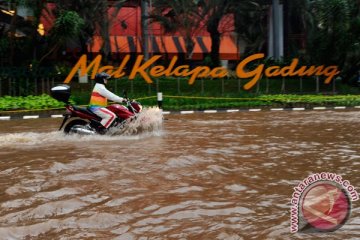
0, 106, 359, 121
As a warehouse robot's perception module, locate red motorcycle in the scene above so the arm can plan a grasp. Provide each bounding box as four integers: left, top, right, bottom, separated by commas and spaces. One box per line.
51, 85, 142, 135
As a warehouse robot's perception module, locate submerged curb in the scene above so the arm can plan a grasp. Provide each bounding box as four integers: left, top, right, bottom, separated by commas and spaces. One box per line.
0, 106, 359, 121
164, 106, 358, 115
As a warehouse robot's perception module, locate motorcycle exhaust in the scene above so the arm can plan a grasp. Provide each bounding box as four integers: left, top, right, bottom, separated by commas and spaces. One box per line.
69, 125, 96, 135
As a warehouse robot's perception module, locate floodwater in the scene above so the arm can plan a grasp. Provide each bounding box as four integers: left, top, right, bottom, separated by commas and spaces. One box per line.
0, 109, 359, 239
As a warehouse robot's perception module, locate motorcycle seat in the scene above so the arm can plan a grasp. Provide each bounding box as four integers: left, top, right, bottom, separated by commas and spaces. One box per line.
73, 106, 101, 119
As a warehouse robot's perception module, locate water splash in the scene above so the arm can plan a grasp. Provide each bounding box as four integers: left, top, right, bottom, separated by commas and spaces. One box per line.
109, 107, 163, 136
0, 107, 163, 148
0, 131, 62, 148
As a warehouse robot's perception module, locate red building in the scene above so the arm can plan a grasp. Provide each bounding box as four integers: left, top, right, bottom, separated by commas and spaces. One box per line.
41, 3, 239, 61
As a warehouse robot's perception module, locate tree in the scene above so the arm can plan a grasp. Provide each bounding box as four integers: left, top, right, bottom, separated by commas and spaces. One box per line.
38, 10, 84, 63
342, 0, 360, 83
3, 0, 21, 65
52, 0, 126, 57
199, 0, 269, 65
1, 0, 128, 65
151, 0, 202, 59
2, 0, 55, 64
19, 0, 50, 61
151, 0, 233, 65
304, 0, 360, 83
230, 0, 268, 56
197, 0, 232, 67
152, 0, 266, 65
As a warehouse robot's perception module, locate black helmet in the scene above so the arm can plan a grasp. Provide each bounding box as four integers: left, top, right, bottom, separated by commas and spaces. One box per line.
95, 72, 111, 84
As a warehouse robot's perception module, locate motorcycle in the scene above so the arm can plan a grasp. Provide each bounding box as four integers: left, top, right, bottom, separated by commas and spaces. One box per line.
50, 85, 142, 135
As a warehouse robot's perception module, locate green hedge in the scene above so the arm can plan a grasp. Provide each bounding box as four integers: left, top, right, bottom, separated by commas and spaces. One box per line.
2, 93, 360, 111
0, 94, 68, 111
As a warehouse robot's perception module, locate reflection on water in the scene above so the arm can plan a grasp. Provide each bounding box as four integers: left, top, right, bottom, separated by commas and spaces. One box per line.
0, 110, 359, 239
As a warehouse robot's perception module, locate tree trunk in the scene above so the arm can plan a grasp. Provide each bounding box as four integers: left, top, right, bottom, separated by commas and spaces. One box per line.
185, 34, 195, 59
32, 0, 46, 62
9, 5, 18, 66
207, 3, 226, 67
208, 25, 220, 67
99, 1, 110, 63
79, 36, 89, 55
101, 20, 110, 63
342, 61, 360, 84
38, 43, 60, 64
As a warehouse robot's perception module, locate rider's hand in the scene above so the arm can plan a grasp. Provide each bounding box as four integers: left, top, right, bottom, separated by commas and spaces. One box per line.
122, 98, 128, 103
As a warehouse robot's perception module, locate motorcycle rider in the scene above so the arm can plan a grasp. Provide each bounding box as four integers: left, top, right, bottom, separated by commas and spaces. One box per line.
89, 72, 126, 132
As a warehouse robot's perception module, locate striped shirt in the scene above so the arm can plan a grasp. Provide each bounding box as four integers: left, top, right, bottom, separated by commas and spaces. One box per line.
89, 83, 124, 108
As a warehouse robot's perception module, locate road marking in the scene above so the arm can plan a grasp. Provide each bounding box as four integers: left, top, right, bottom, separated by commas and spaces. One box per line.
203, 110, 217, 113
23, 115, 39, 119
51, 115, 63, 118
180, 111, 195, 114
226, 109, 239, 113
4, 105, 360, 120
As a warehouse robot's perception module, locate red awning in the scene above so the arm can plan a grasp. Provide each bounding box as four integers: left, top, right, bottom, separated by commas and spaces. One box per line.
219, 36, 240, 60
88, 35, 239, 60
88, 36, 142, 53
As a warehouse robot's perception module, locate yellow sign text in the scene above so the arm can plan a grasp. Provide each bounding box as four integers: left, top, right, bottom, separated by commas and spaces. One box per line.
64, 54, 340, 90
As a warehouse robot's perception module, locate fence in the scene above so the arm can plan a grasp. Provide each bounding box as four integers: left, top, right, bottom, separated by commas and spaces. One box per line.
0, 67, 68, 97
104, 76, 344, 97
0, 69, 352, 98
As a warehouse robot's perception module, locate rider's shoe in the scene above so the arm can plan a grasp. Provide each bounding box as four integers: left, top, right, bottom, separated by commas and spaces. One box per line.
97, 126, 108, 135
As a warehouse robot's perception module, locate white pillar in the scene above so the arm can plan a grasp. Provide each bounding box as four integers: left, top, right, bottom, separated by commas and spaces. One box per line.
268, 1, 284, 59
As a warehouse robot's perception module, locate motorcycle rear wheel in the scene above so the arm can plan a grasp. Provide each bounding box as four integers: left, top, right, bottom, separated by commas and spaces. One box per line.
63, 119, 89, 134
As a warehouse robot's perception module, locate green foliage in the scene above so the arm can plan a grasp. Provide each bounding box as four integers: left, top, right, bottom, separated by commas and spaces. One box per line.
163, 94, 360, 110
52, 11, 84, 42
258, 94, 360, 106
0, 38, 10, 55
131, 94, 360, 110
151, 0, 202, 56
231, 0, 268, 54
307, 0, 351, 65
37, 10, 84, 63
0, 94, 70, 111
287, 0, 360, 82
160, 97, 269, 110
1, 81, 360, 111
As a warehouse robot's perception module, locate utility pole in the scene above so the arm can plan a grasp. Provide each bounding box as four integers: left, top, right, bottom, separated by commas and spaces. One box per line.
141, 0, 149, 61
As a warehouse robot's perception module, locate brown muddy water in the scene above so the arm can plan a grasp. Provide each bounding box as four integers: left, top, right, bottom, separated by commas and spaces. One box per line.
0, 110, 359, 240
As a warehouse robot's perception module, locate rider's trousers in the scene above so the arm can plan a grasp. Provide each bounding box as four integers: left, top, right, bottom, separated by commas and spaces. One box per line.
91, 107, 116, 128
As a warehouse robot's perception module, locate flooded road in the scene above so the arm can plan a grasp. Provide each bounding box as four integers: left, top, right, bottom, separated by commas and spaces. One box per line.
0, 110, 359, 239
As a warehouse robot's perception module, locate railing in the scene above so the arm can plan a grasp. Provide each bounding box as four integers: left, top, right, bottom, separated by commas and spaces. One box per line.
0, 67, 67, 96
0, 69, 353, 98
